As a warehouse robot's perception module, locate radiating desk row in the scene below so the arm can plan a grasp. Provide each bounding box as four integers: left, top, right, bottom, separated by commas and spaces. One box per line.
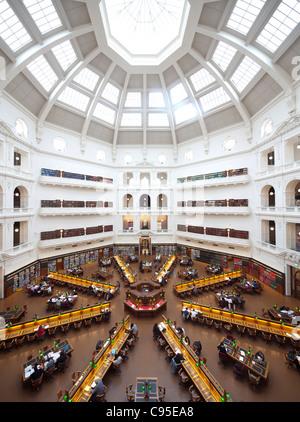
158, 315, 229, 402
114, 255, 136, 284
154, 254, 177, 284
3, 302, 111, 341
48, 272, 117, 295
173, 270, 242, 295
64, 316, 131, 402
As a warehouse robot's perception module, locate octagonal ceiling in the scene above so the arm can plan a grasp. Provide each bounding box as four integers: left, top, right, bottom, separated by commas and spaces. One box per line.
0, 0, 299, 159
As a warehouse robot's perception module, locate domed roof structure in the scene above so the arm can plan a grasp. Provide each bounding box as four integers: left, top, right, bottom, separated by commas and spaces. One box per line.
1, 0, 299, 159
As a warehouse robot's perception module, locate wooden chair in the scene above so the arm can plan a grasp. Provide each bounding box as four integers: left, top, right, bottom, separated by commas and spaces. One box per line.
158, 386, 166, 402
247, 328, 257, 339
27, 354, 33, 361
15, 336, 25, 348
57, 356, 69, 373
57, 389, 68, 402
157, 337, 166, 349
261, 308, 269, 318
218, 351, 228, 365
94, 385, 107, 402
197, 316, 205, 325
74, 320, 82, 330
111, 357, 123, 373
126, 384, 135, 402
236, 325, 245, 336
285, 352, 296, 369
205, 318, 213, 328
3, 339, 15, 352
233, 363, 245, 378
178, 368, 189, 386
214, 321, 222, 331
84, 318, 92, 327
119, 345, 130, 360
94, 315, 103, 324
72, 371, 82, 385
31, 373, 43, 392
44, 365, 55, 381
290, 338, 300, 349
275, 335, 285, 346
47, 326, 57, 337
248, 370, 261, 390
224, 323, 233, 333
61, 323, 70, 334
261, 332, 272, 343
188, 385, 201, 402
165, 346, 175, 361
27, 333, 37, 343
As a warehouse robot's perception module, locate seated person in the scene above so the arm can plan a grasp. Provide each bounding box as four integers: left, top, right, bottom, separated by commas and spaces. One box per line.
182, 308, 190, 320
254, 351, 265, 362
171, 352, 185, 373
193, 341, 202, 356
95, 339, 103, 352
56, 350, 68, 367
153, 323, 160, 338
217, 341, 227, 354
31, 363, 43, 381
37, 325, 45, 337
176, 326, 185, 337
90, 379, 105, 402
44, 358, 55, 371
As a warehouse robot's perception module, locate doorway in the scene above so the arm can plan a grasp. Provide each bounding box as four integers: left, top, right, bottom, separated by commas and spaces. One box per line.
140, 237, 151, 256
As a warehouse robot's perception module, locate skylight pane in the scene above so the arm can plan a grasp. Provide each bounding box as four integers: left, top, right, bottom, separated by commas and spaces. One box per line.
102, 82, 120, 105
226, 0, 266, 35
174, 103, 197, 125
93, 103, 116, 125
58, 86, 90, 112
120, 113, 142, 126
256, 0, 300, 53
52, 40, 77, 71
212, 41, 237, 72
0, 0, 32, 52
230, 56, 261, 92
170, 83, 188, 105
23, 0, 62, 34
26, 55, 58, 92
125, 92, 141, 108
148, 113, 169, 127
73, 68, 100, 91
190, 68, 215, 92
199, 87, 231, 112
149, 92, 165, 108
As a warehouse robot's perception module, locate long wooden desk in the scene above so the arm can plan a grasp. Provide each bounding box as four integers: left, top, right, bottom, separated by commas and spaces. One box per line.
173, 270, 242, 296
154, 254, 177, 284
158, 315, 229, 402
114, 255, 136, 284
66, 316, 131, 402
48, 272, 117, 295
3, 302, 111, 341
181, 301, 297, 339
220, 337, 269, 381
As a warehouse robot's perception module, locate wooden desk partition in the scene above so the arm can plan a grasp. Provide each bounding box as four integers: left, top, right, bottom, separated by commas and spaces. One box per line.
114, 255, 135, 284
4, 302, 111, 341
158, 315, 228, 402
173, 271, 242, 295
181, 301, 296, 339
48, 272, 117, 295
154, 255, 177, 284
135, 377, 158, 402
66, 316, 131, 402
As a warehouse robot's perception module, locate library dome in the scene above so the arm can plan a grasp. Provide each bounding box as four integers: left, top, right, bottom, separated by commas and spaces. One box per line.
1, 0, 299, 156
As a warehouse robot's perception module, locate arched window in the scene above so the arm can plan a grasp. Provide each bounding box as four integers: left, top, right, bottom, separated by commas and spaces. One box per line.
261, 119, 273, 138
223, 137, 236, 151
15, 119, 28, 138
140, 194, 151, 208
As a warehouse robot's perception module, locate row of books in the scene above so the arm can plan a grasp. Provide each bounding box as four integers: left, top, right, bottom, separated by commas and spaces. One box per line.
177, 167, 248, 184
41, 200, 113, 208
177, 224, 249, 239
177, 199, 248, 207
41, 168, 113, 184
40, 225, 113, 240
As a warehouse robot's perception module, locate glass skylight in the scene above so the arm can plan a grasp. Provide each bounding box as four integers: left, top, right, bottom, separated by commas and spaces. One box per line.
256, 0, 300, 53
101, 82, 120, 105
120, 113, 142, 127
230, 56, 261, 92
199, 87, 231, 112
102, 0, 187, 59
52, 40, 77, 72
93, 103, 116, 125
190, 68, 216, 92
125, 92, 142, 108
58, 86, 90, 112
212, 41, 237, 72
23, 0, 62, 34
73, 68, 100, 91
26, 55, 58, 92
174, 103, 197, 125
170, 83, 188, 105
149, 92, 165, 108
226, 0, 266, 35
148, 113, 169, 127
0, 0, 32, 52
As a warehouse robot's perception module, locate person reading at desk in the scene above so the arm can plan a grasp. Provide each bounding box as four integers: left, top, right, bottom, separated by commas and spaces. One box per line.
30, 363, 43, 381
171, 351, 185, 373
90, 379, 105, 402
56, 350, 68, 367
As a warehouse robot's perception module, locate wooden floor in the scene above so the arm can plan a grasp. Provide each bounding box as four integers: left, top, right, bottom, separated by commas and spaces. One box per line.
0, 255, 299, 403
